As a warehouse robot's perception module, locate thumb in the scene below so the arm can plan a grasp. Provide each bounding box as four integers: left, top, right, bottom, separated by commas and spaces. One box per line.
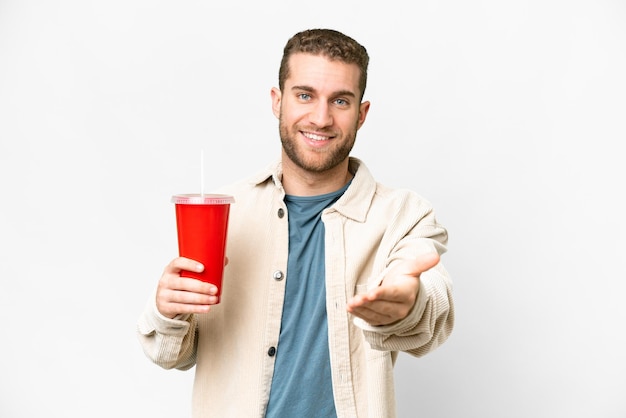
396, 252, 440, 278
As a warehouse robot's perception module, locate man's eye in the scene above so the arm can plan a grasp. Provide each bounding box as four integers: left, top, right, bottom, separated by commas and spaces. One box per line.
335, 98, 348, 106
298, 93, 311, 101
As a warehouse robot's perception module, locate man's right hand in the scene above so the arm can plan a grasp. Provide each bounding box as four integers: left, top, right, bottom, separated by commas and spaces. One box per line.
156, 257, 223, 319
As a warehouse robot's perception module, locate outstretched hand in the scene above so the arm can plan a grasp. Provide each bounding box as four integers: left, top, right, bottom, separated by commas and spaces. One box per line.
346, 252, 440, 326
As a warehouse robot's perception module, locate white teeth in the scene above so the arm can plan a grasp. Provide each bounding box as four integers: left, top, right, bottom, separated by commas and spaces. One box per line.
304, 132, 328, 141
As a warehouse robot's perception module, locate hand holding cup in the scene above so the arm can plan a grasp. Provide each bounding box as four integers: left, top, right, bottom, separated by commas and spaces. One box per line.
156, 256, 229, 319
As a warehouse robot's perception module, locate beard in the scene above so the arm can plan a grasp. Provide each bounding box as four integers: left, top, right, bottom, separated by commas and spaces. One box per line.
279, 117, 358, 173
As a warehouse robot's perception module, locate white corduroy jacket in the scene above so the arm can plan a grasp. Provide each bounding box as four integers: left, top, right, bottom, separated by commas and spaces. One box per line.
137, 157, 455, 418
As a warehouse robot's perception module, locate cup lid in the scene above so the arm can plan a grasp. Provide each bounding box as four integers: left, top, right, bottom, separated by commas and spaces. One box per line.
171, 194, 235, 205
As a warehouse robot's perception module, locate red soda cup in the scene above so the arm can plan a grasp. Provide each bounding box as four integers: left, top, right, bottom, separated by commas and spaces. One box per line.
171, 194, 234, 303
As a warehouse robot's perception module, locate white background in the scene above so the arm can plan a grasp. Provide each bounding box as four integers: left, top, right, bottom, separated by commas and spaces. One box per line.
1, 1, 625, 417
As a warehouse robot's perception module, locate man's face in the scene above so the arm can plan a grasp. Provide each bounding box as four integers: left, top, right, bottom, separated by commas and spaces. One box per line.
271, 53, 370, 173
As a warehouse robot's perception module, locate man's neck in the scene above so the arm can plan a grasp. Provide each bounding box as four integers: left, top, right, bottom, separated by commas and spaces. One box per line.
281, 158, 353, 197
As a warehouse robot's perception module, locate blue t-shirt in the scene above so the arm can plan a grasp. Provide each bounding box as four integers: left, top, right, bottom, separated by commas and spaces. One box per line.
265, 183, 349, 418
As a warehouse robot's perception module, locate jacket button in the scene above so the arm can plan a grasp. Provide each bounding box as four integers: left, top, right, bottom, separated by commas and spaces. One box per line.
268, 346, 276, 356
273, 270, 284, 281
277, 208, 285, 218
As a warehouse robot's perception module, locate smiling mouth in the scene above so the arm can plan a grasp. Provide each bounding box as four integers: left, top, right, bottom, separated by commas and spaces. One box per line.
302, 131, 333, 141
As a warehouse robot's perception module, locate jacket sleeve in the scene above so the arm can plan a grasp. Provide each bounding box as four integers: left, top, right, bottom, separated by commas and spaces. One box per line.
353, 196, 455, 357
136, 289, 198, 370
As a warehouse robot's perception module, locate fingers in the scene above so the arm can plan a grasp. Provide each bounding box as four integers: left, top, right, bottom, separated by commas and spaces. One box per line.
165, 256, 205, 275
347, 294, 400, 326
165, 256, 228, 274
156, 257, 218, 319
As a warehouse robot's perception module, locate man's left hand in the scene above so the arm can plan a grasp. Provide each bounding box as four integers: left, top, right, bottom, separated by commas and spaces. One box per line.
346, 252, 440, 326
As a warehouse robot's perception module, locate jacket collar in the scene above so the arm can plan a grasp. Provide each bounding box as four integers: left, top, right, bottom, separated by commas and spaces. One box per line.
249, 157, 375, 223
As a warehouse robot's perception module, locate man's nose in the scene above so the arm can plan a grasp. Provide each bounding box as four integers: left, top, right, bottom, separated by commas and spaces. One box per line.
309, 102, 333, 127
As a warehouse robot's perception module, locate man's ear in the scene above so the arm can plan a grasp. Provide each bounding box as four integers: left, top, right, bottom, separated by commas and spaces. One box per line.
271, 87, 282, 119
357, 100, 371, 130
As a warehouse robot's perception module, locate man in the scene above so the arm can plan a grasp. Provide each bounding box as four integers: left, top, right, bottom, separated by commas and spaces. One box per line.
137, 28, 454, 418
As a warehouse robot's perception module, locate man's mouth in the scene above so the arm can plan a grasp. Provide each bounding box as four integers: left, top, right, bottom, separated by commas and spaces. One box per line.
302, 131, 332, 141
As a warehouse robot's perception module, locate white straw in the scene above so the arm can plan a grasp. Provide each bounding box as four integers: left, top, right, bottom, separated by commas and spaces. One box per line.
200, 149, 205, 197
